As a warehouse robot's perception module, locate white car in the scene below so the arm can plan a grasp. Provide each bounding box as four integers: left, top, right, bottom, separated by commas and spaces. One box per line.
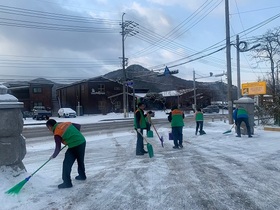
58, 108, 77, 118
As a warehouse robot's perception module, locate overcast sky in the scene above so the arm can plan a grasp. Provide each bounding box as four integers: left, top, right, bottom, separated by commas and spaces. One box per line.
0, 0, 279, 85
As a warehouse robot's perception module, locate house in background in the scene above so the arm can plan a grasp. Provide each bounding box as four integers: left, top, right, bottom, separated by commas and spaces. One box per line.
56, 76, 133, 115
6, 78, 55, 112
4, 69, 232, 116
29, 78, 54, 111
158, 88, 213, 112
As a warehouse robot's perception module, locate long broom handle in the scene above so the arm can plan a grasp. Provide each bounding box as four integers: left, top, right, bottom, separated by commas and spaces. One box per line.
230, 124, 235, 130
151, 121, 161, 139
150, 120, 164, 147
136, 129, 149, 144
30, 145, 67, 178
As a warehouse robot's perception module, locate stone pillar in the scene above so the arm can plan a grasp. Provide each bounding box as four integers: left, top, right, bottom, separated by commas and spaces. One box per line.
0, 84, 26, 172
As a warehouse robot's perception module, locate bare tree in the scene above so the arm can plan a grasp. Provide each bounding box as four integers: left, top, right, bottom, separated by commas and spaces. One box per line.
252, 27, 280, 125
253, 27, 280, 96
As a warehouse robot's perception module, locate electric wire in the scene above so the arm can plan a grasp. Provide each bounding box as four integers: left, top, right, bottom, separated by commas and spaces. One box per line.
0, 2, 279, 82
233, 0, 265, 79
147, 11, 280, 72
127, 0, 223, 59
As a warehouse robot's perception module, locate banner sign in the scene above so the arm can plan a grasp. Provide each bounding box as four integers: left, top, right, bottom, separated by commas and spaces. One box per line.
241, 81, 266, 95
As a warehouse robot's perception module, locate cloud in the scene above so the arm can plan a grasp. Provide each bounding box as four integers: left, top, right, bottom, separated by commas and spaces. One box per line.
0, 0, 124, 82
0, 0, 268, 85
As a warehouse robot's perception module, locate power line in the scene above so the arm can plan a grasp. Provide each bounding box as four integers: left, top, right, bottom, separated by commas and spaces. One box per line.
230, 5, 280, 15
0, 4, 120, 24
127, 0, 223, 58
146, 11, 280, 72
232, 0, 263, 79
0, 4, 120, 33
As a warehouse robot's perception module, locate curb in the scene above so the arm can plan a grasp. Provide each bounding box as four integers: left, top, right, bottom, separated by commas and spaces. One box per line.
264, 126, 280, 132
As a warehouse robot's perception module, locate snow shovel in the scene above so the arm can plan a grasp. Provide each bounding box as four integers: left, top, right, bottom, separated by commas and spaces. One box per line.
136, 130, 154, 158
5, 145, 66, 195
223, 124, 235, 134
151, 121, 164, 147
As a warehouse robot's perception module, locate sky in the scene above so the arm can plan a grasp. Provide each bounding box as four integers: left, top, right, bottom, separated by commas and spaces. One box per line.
0, 0, 279, 86
1, 111, 280, 209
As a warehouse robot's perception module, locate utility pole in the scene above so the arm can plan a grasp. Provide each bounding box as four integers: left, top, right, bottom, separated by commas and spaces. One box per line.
120, 13, 138, 118
121, 13, 127, 118
225, 0, 233, 124
193, 70, 197, 110
236, 35, 241, 99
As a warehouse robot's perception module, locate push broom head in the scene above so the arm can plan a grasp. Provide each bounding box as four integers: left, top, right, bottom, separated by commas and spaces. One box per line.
5, 177, 29, 195
147, 143, 154, 158
222, 130, 232, 134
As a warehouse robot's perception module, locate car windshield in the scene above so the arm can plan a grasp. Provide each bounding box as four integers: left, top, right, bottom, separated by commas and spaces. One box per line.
60, 108, 75, 112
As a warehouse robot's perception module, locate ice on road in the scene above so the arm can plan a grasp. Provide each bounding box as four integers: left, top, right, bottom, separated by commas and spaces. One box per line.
2, 119, 280, 210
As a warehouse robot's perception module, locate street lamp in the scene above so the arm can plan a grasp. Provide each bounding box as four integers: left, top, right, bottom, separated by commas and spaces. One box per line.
193, 70, 226, 110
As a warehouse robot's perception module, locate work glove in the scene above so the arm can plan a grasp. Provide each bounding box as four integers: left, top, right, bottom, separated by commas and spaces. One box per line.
136, 128, 141, 133
48, 155, 54, 161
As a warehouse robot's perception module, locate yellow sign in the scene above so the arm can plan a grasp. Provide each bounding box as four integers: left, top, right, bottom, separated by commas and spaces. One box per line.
241, 81, 266, 95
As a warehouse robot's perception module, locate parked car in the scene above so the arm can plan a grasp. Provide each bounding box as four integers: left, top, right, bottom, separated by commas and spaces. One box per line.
58, 108, 77, 118
22, 111, 33, 119
32, 106, 52, 120
202, 105, 220, 113
222, 105, 236, 110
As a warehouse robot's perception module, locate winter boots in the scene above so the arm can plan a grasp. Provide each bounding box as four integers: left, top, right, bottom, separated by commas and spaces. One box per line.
58, 182, 73, 189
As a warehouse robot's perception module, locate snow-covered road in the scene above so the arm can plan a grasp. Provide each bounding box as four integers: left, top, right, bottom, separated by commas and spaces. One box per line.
2, 120, 280, 210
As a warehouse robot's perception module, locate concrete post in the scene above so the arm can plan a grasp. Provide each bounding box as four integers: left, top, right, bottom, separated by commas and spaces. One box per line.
0, 84, 26, 173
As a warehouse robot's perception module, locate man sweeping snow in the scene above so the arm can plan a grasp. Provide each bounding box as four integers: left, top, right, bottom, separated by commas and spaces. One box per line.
46, 119, 87, 189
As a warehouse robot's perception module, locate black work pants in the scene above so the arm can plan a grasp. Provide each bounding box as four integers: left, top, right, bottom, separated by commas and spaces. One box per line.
235, 118, 251, 137
62, 142, 86, 184
172, 126, 183, 147
196, 121, 203, 134
136, 129, 145, 155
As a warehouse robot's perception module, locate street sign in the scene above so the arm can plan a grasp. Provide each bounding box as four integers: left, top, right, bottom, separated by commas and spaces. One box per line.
157, 66, 179, 76
241, 81, 266, 95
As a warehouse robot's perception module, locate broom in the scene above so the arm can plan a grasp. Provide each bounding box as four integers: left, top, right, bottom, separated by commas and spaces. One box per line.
136, 130, 154, 158
151, 121, 164, 147
223, 124, 235, 134
5, 145, 66, 195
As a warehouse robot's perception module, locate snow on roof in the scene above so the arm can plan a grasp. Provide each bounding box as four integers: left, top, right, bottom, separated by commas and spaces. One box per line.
160, 89, 193, 97
135, 93, 147, 98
